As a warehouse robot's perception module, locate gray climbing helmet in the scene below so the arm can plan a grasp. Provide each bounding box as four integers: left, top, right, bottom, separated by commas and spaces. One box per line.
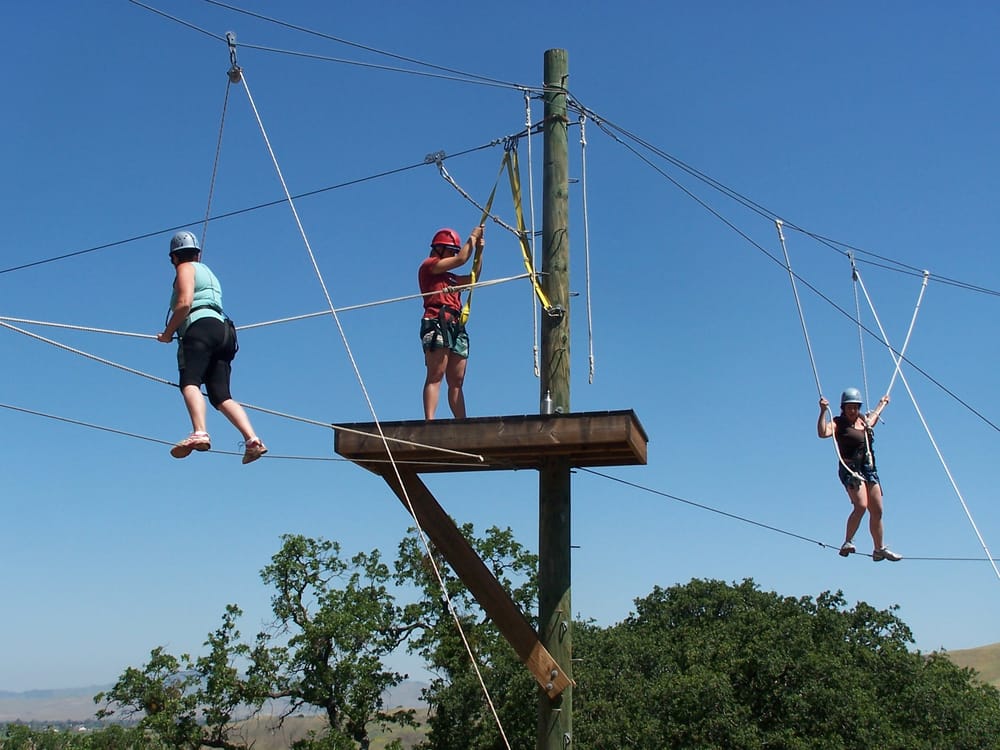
169, 231, 200, 255
840, 387, 863, 406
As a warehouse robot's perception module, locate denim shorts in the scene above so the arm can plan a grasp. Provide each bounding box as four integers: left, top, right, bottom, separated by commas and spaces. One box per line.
838, 463, 880, 489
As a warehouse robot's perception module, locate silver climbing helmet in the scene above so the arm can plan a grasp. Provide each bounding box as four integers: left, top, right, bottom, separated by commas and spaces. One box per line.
840, 387, 863, 406
169, 231, 200, 255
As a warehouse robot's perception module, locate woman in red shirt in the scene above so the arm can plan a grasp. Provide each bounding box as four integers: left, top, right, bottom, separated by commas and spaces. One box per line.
418, 225, 484, 419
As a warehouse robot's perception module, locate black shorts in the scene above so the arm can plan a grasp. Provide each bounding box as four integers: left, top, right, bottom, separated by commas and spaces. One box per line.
178, 317, 237, 407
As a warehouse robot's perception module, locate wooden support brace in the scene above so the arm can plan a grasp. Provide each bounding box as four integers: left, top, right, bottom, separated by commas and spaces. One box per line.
379, 468, 573, 699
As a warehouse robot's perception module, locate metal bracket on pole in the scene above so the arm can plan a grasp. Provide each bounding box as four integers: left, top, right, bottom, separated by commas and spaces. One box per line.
226, 32, 242, 83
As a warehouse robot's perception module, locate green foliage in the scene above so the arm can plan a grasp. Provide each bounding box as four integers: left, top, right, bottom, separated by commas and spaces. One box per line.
90, 524, 1000, 750
97, 534, 415, 749
394, 525, 538, 750
0, 723, 158, 749
262, 534, 415, 748
573, 578, 1000, 749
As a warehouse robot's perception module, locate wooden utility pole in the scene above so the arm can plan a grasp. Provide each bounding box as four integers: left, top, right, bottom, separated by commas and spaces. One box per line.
538, 47, 572, 750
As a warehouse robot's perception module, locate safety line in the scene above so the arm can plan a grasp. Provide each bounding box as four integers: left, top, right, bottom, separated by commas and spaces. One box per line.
853, 272, 1000, 581
523, 90, 541, 378
775, 223, 869, 482
200, 77, 234, 255
235, 70, 509, 747
775, 220, 822, 395
851, 253, 872, 408
236, 274, 532, 332
579, 114, 596, 384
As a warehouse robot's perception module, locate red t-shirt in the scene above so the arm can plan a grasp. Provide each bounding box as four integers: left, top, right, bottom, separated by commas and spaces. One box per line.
418, 256, 461, 318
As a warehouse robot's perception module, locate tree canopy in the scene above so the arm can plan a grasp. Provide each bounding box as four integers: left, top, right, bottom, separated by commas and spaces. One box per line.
16, 529, 998, 750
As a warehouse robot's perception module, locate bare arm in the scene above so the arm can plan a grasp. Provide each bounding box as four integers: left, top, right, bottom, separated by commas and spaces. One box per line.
817, 397, 834, 438
866, 394, 890, 428
157, 263, 195, 342
428, 225, 484, 274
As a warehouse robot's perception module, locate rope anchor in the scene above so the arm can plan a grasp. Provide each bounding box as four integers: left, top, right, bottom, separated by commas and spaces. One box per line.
225, 31, 242, 83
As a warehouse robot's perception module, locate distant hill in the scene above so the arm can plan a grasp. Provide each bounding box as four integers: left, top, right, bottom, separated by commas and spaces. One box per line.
0, 681, 428, 723
943, 642, 1000, 688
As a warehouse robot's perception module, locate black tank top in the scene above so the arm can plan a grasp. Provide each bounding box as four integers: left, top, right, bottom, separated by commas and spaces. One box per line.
833, 416, 874, 465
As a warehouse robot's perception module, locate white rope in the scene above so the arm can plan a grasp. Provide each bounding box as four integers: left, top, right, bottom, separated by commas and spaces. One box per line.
579, 114, 595, 384
775, 220, 822, 396
0, 317, 155, 339
239, 72, 510, 747
775, 222, 859, 480
850, 253, 872, 407
0, 319, 484, 461
236, 273, 531, 331
854, 270, 1000, 581
524, 89, 540, 378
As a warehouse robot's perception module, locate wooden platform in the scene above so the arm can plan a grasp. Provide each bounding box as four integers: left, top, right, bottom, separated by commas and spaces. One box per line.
333, 409, 648, 473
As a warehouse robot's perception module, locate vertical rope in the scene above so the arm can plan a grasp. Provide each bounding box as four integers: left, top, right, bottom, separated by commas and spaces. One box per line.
855, 270, 999, 581
579, 114, 595, 384
850, 253, 871, 407
776, 222, 859, 479
237, 71, 512, 748
200, 80, 233, 256
775, 220, 823, 396
524, 89, 540, 377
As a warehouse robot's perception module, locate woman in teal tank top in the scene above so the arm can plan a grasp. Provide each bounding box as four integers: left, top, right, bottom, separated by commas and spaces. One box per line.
157, 230, 268, 465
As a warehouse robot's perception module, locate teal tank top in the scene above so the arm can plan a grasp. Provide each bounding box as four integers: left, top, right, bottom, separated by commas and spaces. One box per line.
169, 262, 225, 336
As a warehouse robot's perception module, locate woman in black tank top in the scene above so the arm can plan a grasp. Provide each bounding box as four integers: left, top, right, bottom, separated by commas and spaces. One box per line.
817, 388, 901, 562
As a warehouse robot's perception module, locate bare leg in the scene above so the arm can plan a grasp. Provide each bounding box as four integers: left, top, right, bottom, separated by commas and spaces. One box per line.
181, 385, 208, 433
865, 482, 885, 550
844, 483, 869, 545
216, 398, 258, 442
445, 355, 468, 419
423, 349, 447, 420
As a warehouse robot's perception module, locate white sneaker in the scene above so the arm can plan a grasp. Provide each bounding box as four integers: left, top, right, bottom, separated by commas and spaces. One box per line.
873, 546, 902, 562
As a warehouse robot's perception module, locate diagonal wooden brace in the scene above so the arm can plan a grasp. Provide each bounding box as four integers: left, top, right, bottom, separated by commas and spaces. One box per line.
377, 467, 573, 699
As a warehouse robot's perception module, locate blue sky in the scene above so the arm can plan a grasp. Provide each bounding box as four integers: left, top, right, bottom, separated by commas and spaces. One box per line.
2, 1, 998, 692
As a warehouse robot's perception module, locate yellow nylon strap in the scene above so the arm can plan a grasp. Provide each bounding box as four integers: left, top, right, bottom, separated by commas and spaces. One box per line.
460, 153, 508, 324
507, 147, 554, 311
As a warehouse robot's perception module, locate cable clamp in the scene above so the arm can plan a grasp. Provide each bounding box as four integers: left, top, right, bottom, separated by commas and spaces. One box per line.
424, 150, 446, 166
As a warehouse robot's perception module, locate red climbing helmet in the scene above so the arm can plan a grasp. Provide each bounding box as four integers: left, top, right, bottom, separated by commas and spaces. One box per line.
431, 228, 461, 250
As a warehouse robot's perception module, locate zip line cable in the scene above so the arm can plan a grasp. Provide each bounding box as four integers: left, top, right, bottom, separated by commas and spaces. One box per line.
582, 109, 999, 434
201, 0, 531, 90
578, 468, 1000, 563
125, 0, 1000, 300
234, 65, 511, 747
0, 142, 498, 276
569, 98, 1000, 298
